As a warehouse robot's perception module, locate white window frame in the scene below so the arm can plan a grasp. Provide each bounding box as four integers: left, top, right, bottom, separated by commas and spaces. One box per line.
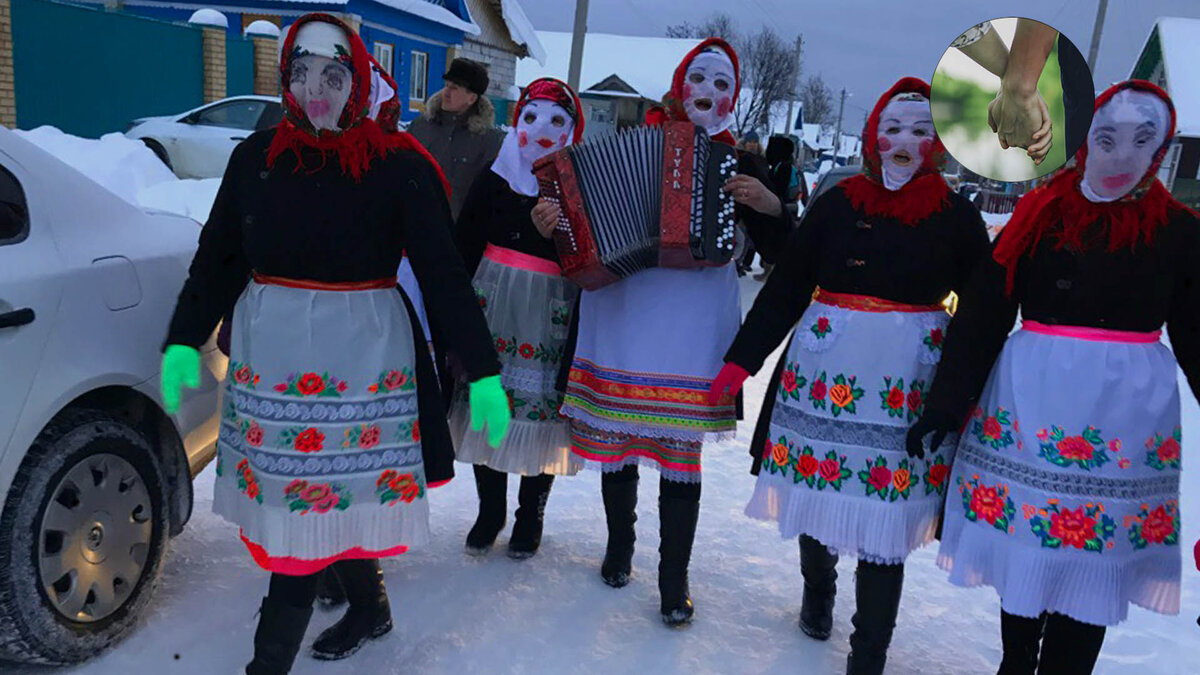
372, 42, 394, 76
409, 51, 429, 107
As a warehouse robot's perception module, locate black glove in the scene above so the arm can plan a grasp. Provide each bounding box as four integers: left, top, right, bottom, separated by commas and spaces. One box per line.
906, 409, 960, 459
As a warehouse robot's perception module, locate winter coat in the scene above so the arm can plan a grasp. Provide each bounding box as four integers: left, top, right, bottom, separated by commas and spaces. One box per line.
407, 92, 504, 219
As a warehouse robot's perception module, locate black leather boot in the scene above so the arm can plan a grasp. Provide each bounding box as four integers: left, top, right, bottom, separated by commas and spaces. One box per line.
600, 467, 639, 587
465, 464, 508, 555
658, 491, 700, 627
508, 473, 554, 559
245, 596, 314, 675
845, 560, 904, 675
998, 610, 1046, 675
315, 566, 346, 609
798, 534, 839, 640
310, 559, 392, 661
1036, 612, 1106, 675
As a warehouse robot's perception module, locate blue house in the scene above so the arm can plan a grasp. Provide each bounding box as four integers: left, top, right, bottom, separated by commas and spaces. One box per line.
92, 0, 518, 123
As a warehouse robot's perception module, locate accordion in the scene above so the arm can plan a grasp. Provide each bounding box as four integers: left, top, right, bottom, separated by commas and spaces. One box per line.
533, 121, 740, 290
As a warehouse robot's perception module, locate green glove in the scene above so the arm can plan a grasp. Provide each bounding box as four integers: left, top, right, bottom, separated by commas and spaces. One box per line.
469, 374, 512, 449
161, 344, 201, 414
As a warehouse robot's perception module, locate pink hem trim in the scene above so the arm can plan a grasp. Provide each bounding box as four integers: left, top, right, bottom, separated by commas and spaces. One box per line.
571, 446, 701, 473
484, 244, 561, 276
240, 531, 408, 576
1022, 321, 1161, 344
427, 478, 451, 489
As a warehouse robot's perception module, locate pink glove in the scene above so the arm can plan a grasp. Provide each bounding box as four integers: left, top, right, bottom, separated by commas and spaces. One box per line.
708, 362, 750, 405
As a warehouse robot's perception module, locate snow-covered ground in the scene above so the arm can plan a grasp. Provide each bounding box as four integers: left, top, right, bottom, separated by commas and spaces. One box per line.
9, 273, 1196, 675
7, 130, 1193, 673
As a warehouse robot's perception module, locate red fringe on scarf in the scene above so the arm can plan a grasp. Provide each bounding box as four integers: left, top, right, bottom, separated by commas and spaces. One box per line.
839, 172, 950, 226
266, 117, 451, 196
992, 168, 1189, 295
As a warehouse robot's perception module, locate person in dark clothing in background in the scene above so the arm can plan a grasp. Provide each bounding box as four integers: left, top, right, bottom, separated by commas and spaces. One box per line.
407, 57, 504, 220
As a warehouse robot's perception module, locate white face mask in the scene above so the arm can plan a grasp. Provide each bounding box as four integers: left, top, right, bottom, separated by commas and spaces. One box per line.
1081, 90, 1170, 202
682, 51, 736, 136
876, 97, 935, 191
289, 54, 353, 131
516, 99, 574, 164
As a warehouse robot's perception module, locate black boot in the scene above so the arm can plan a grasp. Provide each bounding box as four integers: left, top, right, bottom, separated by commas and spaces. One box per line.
798, 534, 839, 640
658, 488, 700, 627
315, 567, 346, 609
508, 474, 554, 559
845, 560, 904, 675
465, 464, 508, 555
310, 559, 392, 661
245, 596, 314, 675
600, 466, 639, 587
998, 610, 1046, 675
1036, 613, 1106, 675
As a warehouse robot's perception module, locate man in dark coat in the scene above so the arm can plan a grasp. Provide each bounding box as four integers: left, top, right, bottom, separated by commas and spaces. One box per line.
407, 58, 505, 219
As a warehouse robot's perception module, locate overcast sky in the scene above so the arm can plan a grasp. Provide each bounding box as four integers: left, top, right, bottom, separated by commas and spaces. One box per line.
518, 0, 1200, 127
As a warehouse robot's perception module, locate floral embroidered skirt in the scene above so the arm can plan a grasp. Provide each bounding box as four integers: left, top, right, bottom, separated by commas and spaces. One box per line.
213, 280, 429, 575
938, 327, 1182, 626
744, 296, 953, 564
562, 265, 741, 483
449, 246, 582, 476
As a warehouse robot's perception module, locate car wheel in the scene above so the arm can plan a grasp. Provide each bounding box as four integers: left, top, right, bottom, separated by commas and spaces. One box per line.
0, 408, 169, 665
141, 139, 173, 172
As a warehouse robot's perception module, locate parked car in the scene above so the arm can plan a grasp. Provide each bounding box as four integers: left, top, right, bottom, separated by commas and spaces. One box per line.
0, 128, 222, 664
125, 95, 282, 179
808, 163, 862, 204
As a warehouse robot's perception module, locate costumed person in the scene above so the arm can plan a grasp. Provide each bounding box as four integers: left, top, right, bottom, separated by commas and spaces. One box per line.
908, 80, 1199, 675
158, 14, 511, 674
448, 77, 585, 559
532, 38, 788, 626
709, 77, 989, 675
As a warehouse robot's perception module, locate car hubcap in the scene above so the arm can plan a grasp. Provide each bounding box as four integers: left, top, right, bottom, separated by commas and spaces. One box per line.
38, 453, 153, 623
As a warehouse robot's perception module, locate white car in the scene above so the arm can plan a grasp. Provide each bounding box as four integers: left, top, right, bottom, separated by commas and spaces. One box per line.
125, 95, 282, 179
0, 128, 223, 664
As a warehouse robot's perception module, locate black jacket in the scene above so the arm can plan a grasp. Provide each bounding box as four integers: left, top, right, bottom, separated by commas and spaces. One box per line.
164, 130, 501, 482
925, 208, 1200, 422
723, 180, 990, 473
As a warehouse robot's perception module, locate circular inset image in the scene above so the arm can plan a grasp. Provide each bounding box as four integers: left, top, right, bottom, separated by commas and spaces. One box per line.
931, 17, 1095, 182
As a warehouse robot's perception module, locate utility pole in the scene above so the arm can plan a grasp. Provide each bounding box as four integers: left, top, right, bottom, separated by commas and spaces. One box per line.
567, 0, 590, 91
785, 35, 803, 138
832, 87, 846, 163
1086, 0, 1109, 71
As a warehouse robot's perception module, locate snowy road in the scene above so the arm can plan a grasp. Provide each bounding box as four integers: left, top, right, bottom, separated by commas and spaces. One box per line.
17, 276, 1199, 674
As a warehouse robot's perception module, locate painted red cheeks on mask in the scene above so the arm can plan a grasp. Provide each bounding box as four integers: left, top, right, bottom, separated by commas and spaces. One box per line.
877, 137, 894, 152
717, 97, 733, 118
518, 131, 528, 148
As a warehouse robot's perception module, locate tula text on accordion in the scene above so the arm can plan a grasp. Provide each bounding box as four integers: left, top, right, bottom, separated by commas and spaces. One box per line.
533, 121, 740, 290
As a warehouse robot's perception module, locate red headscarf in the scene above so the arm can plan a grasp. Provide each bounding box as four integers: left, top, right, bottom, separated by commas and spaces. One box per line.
267, 13, 449, 193
645, 37, 740, 146
992, 80, 1191, 295
838, 77, 949, 225
514, 77, 585, 143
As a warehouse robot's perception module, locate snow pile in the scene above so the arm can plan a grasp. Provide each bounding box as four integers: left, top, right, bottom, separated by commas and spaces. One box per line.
138, 178, 222, 223
982, 210, 1011, 240
16, 126, 177, 204
16, 126, 216, 222
517, 31, 697, 99
187, 9, 228, 29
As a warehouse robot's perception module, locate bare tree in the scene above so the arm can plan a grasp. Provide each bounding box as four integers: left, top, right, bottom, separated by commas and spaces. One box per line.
732, 27, 800, 136
801, 75, 834, 126
666, 13, 738, 42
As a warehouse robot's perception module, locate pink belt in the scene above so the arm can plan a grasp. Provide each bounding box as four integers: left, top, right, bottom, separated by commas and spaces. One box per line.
484, 244, 561, 276
1022, 320, 1161, 344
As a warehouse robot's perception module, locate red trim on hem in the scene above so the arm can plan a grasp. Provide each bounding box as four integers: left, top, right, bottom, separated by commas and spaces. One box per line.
427, 478, 451, 489
571, 445, 701, 474
239, 531, 408, 576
